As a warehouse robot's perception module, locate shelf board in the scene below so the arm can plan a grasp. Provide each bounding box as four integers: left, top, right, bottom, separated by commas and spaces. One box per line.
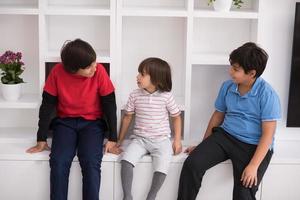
0, 6, 38, 15
192, 53, 230, 65
194, 10, 258, 19
122, 7, 188, 17
0, 94, 40, 109
45, 6, 111, 16
45, 50, 111, 63
1, 141, 300, 164
0, 127, 36, 143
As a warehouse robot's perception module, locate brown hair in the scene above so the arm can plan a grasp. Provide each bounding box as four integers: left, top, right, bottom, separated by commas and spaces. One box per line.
138, 57, 172, 92
60, 38, 96, 73
229, 42, 268, 78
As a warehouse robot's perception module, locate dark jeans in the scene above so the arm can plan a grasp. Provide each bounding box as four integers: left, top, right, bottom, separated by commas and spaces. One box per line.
49, 117, 105, 200
177, 127, 273, 200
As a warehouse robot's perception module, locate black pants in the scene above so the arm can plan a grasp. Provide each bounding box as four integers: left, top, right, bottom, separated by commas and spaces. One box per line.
177, 127, 273, 200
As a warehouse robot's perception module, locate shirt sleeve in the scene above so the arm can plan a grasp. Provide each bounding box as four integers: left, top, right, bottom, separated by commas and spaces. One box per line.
166, 93, 181, 117
214, 81, 230, 113
260, 89, 281, 121
97, 64, 115, 96
44, 64, 58, 96
101, 92, 117, 142
124, 92, 135, 114
37, 91, 57, 141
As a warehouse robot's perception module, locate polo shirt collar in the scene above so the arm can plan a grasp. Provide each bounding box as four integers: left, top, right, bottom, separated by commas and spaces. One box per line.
230, 77, 262, 97
141, 88, 159, 95
249, 77, 262, 96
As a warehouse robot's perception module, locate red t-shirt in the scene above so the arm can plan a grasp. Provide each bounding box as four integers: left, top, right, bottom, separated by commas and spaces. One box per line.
44, 63, 114, 120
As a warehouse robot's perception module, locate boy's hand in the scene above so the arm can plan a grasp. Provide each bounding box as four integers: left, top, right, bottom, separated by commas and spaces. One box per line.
241, 164, 258, 188
26, 141, 50, 153
184, 146, 196, 154
110, 146, 123, 155
105, 141, 123, 154
172, 140, 182, 155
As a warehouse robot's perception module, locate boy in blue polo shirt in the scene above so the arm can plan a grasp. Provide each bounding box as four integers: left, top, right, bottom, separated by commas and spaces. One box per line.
177, 42, 281, 200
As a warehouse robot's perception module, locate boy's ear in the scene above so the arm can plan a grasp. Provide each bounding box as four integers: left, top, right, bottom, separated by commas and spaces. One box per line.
249, 69, 256, 78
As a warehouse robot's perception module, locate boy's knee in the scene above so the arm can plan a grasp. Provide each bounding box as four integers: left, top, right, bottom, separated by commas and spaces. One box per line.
49, 157, 73, 173
183, 155, 206, 174
79, 157, 101, 169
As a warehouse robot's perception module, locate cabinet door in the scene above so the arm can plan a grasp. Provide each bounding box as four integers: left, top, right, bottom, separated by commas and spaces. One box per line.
114, 162, 261, 200
68, 161, 114, 200
196, 163, 233, 200
0, 160, 114, 200
0, 161, 50, 200
114, 161, 182, 200
261, 164, 300, 200
197, 163, 261, 200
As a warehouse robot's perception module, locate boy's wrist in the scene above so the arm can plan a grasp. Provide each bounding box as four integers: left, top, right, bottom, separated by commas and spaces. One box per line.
117, 139, 123, 146
248, 162, 259, 169
173, 138, 181, 143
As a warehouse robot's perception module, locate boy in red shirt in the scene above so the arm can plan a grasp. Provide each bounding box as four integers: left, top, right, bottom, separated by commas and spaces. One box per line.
27, 39, 117, 200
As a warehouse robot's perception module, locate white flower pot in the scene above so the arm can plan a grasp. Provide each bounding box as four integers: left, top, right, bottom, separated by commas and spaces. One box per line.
1, 83, 22, 101
213, 0, 233, 12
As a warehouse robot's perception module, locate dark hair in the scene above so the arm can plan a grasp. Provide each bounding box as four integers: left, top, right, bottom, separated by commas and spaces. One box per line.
60, 39, 96, 73
229, 42, 268, 78
138, 57, 172, 92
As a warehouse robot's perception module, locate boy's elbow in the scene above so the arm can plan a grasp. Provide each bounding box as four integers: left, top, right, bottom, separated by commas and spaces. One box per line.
123, 113, 133, 121
172, 114, 182, 123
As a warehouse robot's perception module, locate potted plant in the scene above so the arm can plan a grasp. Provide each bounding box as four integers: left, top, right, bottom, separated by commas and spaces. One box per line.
208, 0, 243, 11
0, 50, 25, 101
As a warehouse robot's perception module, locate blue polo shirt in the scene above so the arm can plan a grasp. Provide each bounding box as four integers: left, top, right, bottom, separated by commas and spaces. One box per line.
215, 77, 281, 145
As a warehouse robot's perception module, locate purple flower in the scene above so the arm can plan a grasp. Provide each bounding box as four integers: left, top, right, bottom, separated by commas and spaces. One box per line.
0, 50, 25, 84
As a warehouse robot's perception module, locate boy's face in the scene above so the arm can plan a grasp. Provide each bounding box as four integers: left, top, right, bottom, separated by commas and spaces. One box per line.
136, 71, 156, 92
76, 61, 97, 77
229, 63, 256, 85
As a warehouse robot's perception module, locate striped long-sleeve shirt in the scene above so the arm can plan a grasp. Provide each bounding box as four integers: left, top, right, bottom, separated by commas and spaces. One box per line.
125, 89, 181, 139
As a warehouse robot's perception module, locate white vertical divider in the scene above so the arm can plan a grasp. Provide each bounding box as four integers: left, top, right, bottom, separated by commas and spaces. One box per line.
38, 0, 47, 95
110, 0, 117, 84
183, 0, 194, 143
256, 0, 263, 45
115, 0, 123, 131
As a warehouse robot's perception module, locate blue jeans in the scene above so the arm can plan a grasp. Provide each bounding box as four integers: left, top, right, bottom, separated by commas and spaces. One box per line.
49, 117, 105, 200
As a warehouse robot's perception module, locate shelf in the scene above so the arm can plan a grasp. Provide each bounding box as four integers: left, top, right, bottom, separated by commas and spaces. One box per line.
0, 127, 36, 143
0, 6, 38, 15
45, 50, 111, 63
194, 10, 258, 19
192, 53, 230, 65
0, 94, 40, 109
1, 140, 300, 164
122, 7, 187, 17
45, 6, 111, 16
0, 141, 187, 162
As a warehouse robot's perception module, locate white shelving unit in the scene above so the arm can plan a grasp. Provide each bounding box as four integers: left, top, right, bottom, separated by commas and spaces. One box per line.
0, 0, 262, 141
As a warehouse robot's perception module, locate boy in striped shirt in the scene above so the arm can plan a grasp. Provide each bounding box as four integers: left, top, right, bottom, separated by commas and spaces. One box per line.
116, 57, 182, 200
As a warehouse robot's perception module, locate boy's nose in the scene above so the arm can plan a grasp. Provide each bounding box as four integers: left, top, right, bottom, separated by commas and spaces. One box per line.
228, 67, 233, 74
